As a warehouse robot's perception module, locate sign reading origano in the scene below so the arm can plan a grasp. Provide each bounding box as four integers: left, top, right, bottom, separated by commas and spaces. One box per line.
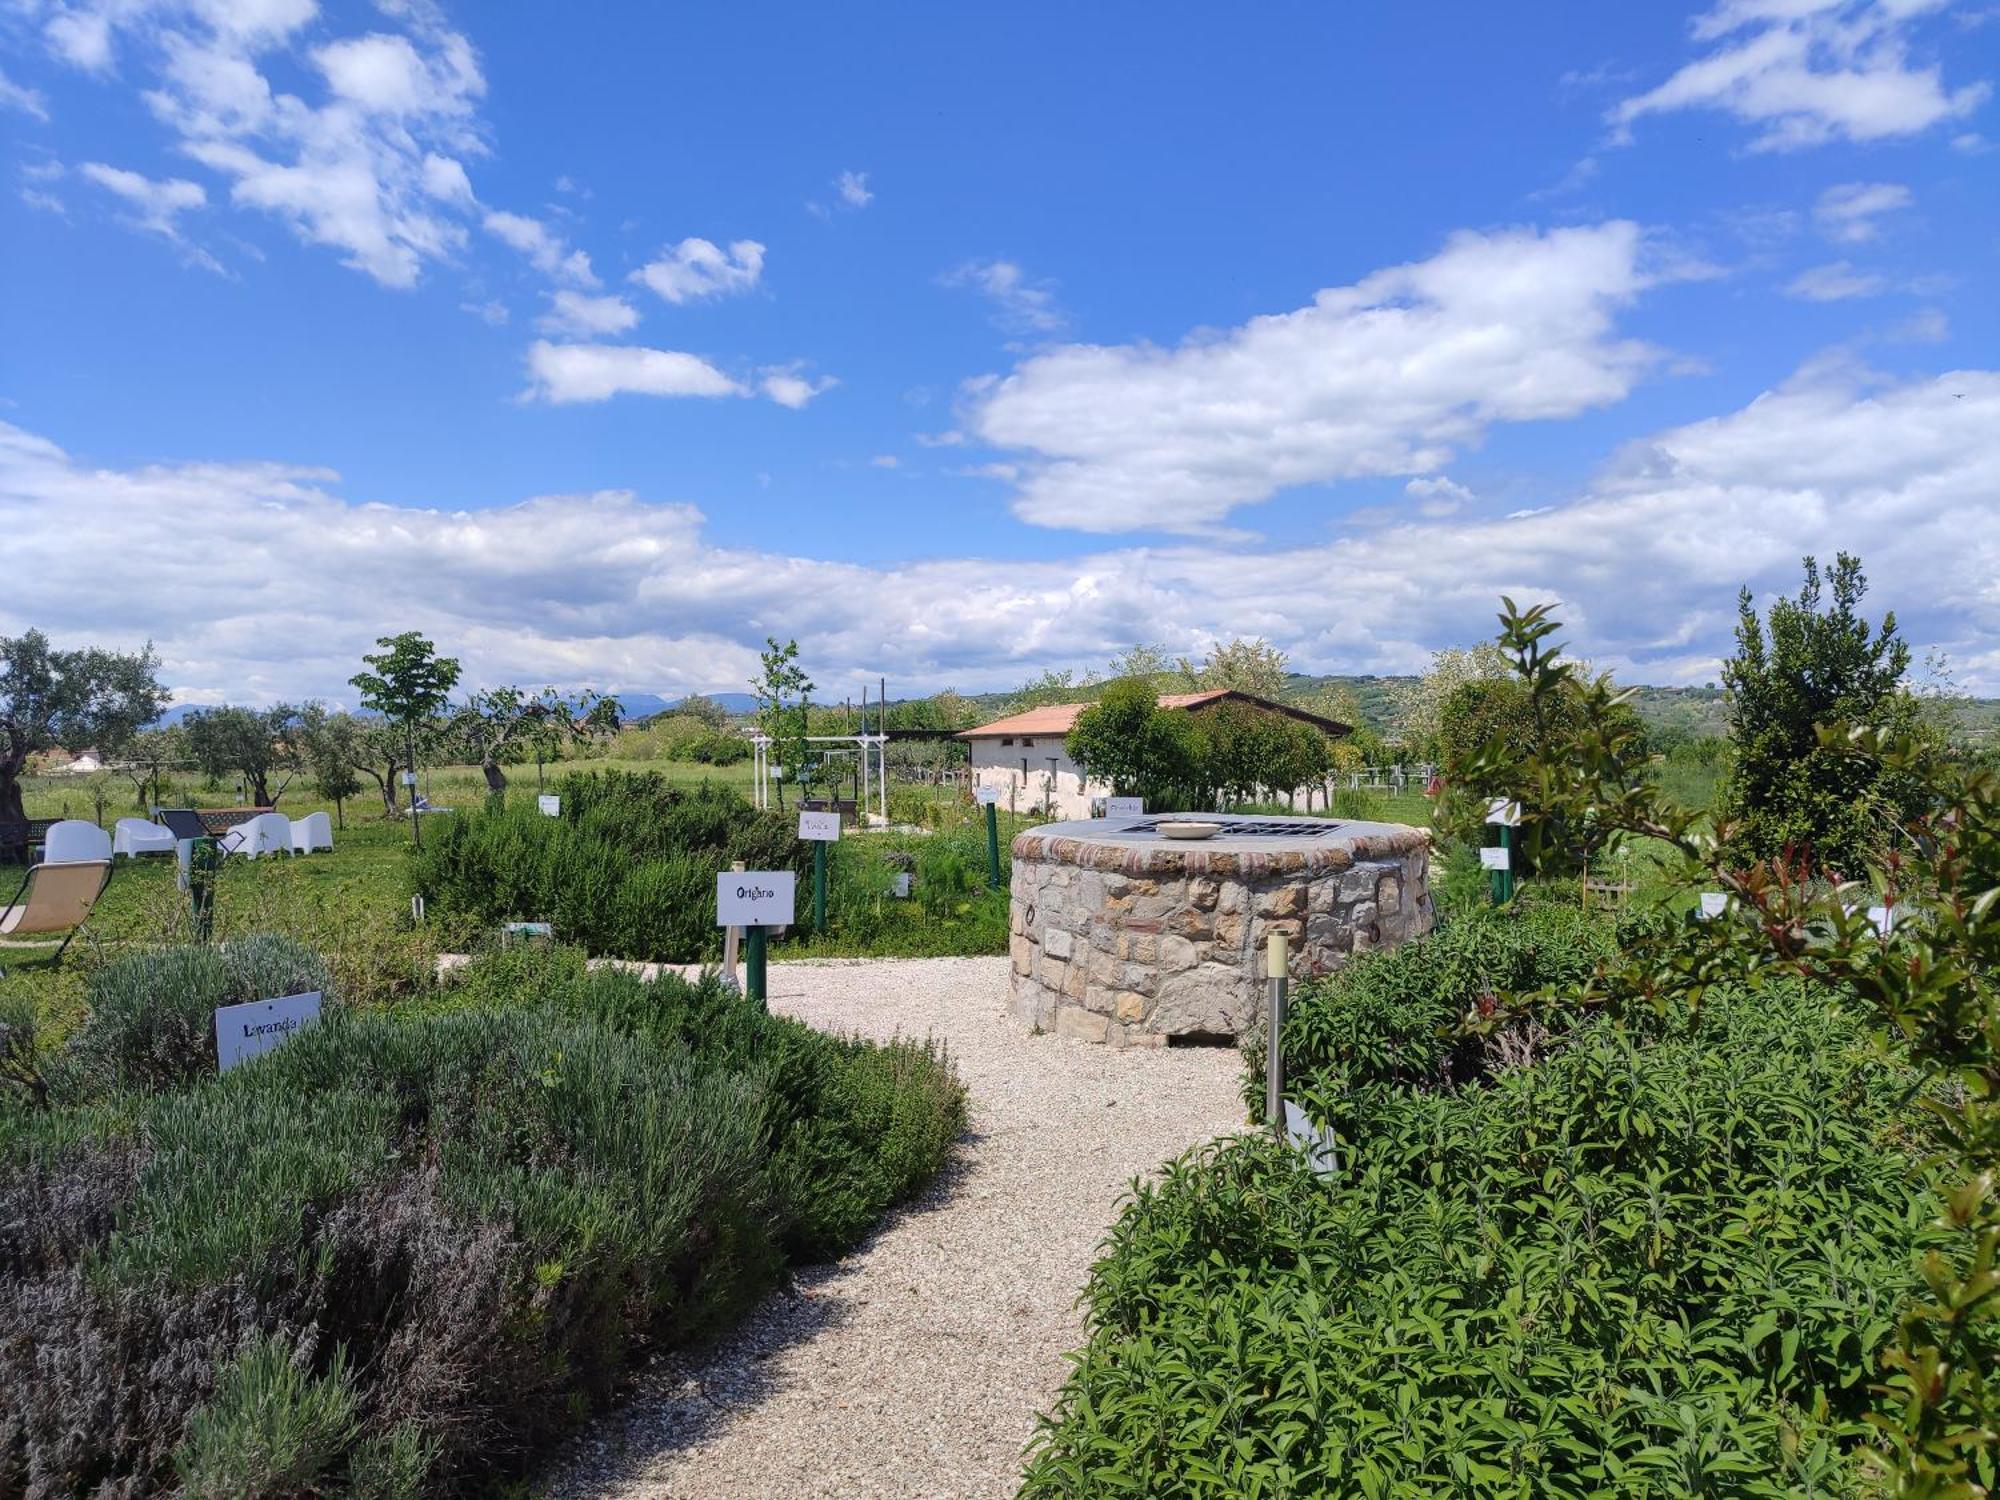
716, 871, 795, 928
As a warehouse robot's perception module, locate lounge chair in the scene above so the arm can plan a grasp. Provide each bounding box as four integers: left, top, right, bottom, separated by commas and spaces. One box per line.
223, 812, 293, 859
42, 820, 113, 864
290, 811, 334, 854
0, 857, 112, 970
113, 817, 177, 859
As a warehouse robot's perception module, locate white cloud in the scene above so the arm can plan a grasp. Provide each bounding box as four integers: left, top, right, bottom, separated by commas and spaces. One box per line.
28, 0, 503, 288
630, 237, 765, 304
1610, 0, 1990, 151
483, 210, 596, 286
1785, 260, 1887, 299
1814, 180, 1912, 241
758, 365, 836, 409
966, 221, 1668, 534
78, 160, 222, 269
0, 65, 50, 120
1404, 475, 1474, 516
537, 289, 640, 336
460, 298, 508, 326
870, 454, 900, 469
9, 366, 1994, 701
835, 169, 871, 207
523, 342, 743, 404
944, 258, 1067, 335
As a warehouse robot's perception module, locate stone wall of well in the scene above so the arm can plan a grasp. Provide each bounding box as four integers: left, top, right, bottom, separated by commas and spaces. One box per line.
1008, 827, 1433, 1048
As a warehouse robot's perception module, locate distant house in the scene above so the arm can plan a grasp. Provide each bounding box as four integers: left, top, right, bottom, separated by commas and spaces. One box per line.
955, 690, 1349, 820
51, 749, 105, 775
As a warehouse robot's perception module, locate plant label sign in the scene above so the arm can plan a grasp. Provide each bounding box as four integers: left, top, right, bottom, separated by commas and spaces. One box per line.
401, 771, 418, 787
215, 991, 321, 1073
503, 921, 553, 941
1106, 796, 1145, 817
1478, 846, 1511, 871
1697, 892, 1729, 920
974, 785, 1000, 806
1485, 798, 1521, 826
798, 810, 841, 842
538, 794, 560, 817
717, 871, 795, 928
1868, 903, 1899, 936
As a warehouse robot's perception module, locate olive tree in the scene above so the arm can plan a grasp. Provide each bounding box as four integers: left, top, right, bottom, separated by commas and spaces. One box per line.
1, 630, 166, 824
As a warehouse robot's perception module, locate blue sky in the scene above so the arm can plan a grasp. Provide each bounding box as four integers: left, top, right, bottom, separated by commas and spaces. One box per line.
2, 0, 1997, 704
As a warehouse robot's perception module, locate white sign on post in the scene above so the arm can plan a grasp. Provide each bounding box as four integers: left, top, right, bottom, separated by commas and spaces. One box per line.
1697, 892, 1729, 920
798, 810, 841, 842
1868, 903, 1899, 937
401, 771, 418, 787
1484, 798, 1521, 826
538, 794, 560, 817
1478, 846, 1511, 871
717, 871, 796, 927
974, 785, 1000, 806
215, 991, 321, 1072
1106, 796, 1145, 818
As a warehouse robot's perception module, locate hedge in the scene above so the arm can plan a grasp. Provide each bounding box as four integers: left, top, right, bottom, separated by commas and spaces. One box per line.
0, 938, 963, 1497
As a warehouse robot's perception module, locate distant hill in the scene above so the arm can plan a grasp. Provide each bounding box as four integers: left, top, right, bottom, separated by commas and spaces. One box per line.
150, 703, 219, 727
624, 691, 760, 721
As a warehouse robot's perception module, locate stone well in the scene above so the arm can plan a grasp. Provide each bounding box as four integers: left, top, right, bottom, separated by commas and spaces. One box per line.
1009, 814, 1433, 1048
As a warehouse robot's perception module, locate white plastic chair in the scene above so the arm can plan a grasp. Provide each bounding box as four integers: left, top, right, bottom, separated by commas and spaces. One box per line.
41, 820, 112, 864
113, 817, 177, 859
224, 812, 294, 859
290, 811, 333, 854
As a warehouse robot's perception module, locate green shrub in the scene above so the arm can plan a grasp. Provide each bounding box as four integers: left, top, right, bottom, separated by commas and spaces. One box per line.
0, 938, 963, 1494
409, 772, 804, 961
1254, 900, 1611, 1106
173, 1336, 367, 1500
53, 934, 334, 1100
1026, 985, 1940, 1497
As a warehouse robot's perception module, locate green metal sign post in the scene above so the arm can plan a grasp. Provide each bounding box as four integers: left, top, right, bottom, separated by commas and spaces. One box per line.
812, 841, 827, 932
984, 801, 1001, 889
744, 925, 767, 1007
189, 836, 221, 942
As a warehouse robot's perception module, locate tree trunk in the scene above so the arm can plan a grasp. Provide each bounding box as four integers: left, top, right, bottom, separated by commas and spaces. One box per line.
334, 796, 346, 830
249, 770, 272, 806
482, 758, 507, 794
0, 770, 24, 825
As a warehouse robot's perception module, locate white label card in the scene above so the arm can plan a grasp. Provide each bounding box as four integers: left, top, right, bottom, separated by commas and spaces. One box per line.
974, 786, 1001, 806
538, 794, 560, 817
215, 991, 321, 1072
1478, 846, 1511, 871
798, 810, 841, 842
717, 870, 796, 927
1868, 904, 1898, 936
1485, 798, 1521, 826
1697, 892, 1729, 920
1106, 796, 1145, 817
401, 771, 418, 786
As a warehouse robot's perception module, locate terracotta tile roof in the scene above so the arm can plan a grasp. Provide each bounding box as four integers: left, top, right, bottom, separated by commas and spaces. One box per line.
958, 689, 1350, 740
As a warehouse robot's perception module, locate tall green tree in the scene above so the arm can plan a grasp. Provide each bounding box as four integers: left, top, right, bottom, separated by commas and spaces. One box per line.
752, 638, 812, 811
1195, 702, 1331, 807
183, 705, 302, 807
296, 703, 365, 828
1185, 637, 1290, 699
0, 630, 166, 824
350, 633, 460, 835
1066, 679, 1204, 810
1722, 553, 1921, 874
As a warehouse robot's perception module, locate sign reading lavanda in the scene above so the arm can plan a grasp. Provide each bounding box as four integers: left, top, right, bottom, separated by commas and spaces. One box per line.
717, 871, 796, 927
215, 991, 322, 1072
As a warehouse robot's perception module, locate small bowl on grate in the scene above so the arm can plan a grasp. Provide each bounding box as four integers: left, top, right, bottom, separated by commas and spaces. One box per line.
1157, 821, 1222, 840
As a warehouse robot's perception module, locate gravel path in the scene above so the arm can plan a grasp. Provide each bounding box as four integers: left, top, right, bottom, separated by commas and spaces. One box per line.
538, 956, 1247, 1500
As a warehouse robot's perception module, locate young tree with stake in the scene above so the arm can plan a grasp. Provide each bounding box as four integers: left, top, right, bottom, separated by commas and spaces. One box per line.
349, 633, 460, 845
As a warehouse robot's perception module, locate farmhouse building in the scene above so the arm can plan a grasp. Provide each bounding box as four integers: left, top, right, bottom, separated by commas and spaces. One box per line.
956, 689, 1349, 819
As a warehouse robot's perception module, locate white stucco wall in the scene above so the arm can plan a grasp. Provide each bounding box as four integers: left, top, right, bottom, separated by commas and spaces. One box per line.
965, 737, 1105, 820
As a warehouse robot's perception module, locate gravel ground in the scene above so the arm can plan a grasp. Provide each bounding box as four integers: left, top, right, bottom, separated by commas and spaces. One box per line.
537, 955, 1248, 1500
